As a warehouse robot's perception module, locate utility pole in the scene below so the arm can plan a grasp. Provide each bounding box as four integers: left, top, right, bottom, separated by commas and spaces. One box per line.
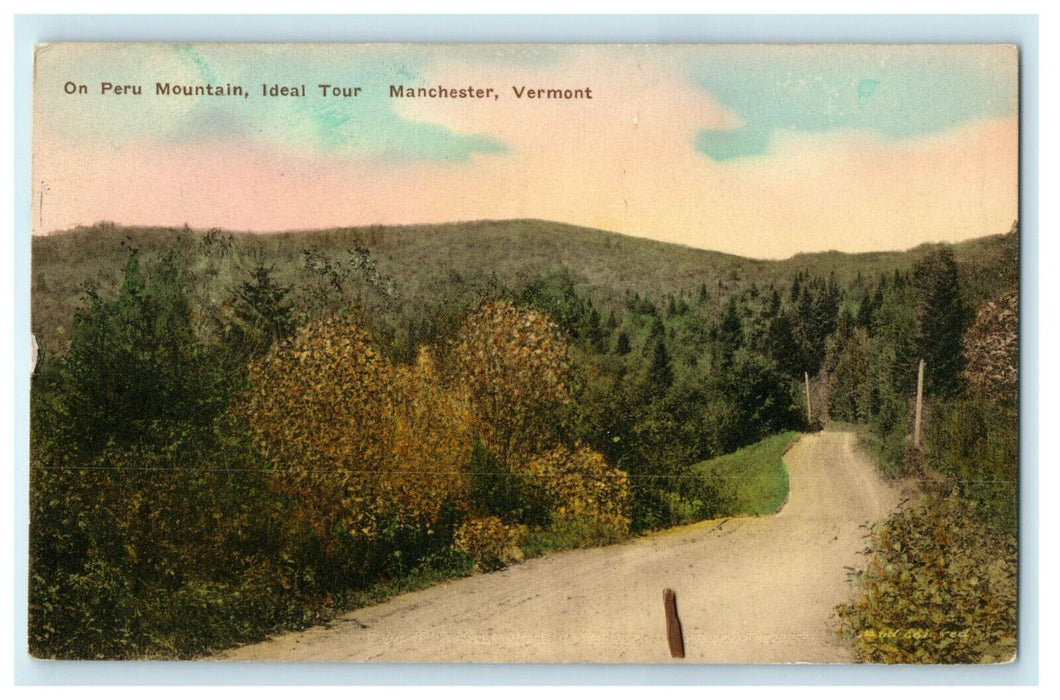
914, 359, 925, 448
38, 181, 50, 233
804, 371, 812, 425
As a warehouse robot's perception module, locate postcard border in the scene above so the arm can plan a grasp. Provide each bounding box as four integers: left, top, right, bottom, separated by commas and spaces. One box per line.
12, 12, 1041, 687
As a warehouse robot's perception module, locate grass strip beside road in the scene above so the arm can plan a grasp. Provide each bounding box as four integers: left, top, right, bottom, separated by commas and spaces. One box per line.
692, 431, 797, 516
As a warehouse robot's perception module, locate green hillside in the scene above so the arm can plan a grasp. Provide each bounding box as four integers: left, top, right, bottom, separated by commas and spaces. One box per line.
31, 218, 1017, 354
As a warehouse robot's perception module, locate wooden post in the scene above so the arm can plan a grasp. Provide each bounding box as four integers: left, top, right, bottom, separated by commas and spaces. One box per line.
663, 588, 685, 658
804, 371, 812, 425
914, 359, 925, 449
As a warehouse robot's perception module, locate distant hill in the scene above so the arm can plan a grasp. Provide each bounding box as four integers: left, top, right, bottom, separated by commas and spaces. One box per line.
31, 218, 1018, 354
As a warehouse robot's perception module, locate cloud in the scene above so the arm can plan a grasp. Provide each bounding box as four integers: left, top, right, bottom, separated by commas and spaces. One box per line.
36, 44, 509, 163
688, 45, 1017, 161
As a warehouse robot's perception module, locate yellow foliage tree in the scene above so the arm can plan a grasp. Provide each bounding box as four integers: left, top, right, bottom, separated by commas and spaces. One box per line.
962, 291, 1018, 404
446, 300, 572, 469
236, 318, 473, 557
237, 318, 392, 549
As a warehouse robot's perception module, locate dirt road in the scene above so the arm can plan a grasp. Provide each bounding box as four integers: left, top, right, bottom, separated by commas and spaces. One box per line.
216, 430, 903, 663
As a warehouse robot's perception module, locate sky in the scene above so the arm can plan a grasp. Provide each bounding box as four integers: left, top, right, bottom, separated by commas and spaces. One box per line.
32, 43, 1018, 258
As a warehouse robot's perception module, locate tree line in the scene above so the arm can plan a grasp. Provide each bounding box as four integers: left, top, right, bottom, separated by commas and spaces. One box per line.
29, 226, 1017, 659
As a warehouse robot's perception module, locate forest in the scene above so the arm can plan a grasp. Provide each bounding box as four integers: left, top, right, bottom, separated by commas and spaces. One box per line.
28, 219, 1019, 661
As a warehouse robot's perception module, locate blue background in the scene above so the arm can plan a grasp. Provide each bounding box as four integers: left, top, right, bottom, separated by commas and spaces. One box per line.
12, 13, 1040, 686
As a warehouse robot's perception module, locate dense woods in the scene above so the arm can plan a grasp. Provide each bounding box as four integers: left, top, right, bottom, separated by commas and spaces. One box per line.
29, 220, 1018, 660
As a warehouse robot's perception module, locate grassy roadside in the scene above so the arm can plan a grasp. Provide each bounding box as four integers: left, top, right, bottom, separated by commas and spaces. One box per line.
690, 431, 797, 516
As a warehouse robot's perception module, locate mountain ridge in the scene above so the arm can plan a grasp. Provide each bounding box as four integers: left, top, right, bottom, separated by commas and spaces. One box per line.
32, 218, 1018, 355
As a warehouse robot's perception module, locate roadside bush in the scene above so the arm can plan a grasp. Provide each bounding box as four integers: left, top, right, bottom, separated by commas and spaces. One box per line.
835, 491, 1017, 663
526, 444, 631, 536
453, 517, 527, 572
624, 468, 730, 533
28, 428, 323, 659
523, 517, 628, 556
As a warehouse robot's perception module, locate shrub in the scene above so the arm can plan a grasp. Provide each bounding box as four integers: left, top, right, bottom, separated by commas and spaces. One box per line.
466, 439, 550, 527
522, 517, 628, 556
453, 517, 527, 572
525, 443, 632, 540
835, 491, 1017, 663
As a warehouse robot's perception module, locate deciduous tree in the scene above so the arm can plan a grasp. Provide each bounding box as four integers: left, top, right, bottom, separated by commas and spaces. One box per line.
445, 301, 573, 468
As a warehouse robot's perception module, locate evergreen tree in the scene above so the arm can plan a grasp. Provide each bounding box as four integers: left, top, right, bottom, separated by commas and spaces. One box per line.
229, 263, 295, 358
666, 294, 678, 318
648, 317, 666, 342
789, 271, 804, 304
770, 309, 799, 377
715, 296, 743, 370
585, 304, 604, 351
53, 251, 220, 460
648, 337, 674, 394
913, 249, 968, 397
717, 350, 800, 449
697, 282, 709, 304
855, 285, 876, 328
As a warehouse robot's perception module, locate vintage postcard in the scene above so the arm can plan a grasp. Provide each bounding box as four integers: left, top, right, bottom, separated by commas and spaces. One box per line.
29, 43, 1019, 663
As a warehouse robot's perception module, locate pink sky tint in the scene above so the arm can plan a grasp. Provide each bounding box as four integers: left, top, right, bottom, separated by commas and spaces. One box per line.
32, 44, 1017, 259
